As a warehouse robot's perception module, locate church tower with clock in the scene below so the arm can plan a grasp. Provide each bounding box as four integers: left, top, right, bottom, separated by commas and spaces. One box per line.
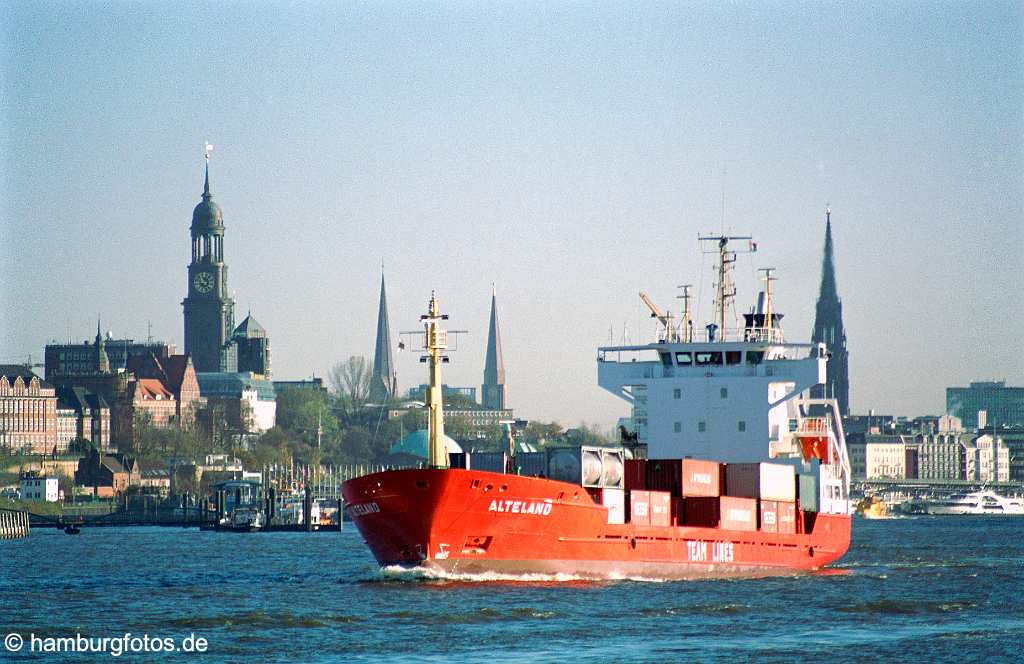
182, 157, 235, 372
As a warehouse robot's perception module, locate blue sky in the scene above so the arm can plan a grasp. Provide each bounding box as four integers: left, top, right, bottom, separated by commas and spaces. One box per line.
2, 1, 1021, 427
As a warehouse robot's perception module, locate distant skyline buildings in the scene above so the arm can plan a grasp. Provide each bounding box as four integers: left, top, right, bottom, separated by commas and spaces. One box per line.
3, 3, 1020, 426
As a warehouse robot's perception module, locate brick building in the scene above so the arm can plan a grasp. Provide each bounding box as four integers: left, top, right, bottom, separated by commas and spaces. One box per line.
0, 365, 58, 454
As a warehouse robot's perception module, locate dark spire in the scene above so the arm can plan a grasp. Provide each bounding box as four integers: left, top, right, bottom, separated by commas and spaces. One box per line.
482, 286, 507, 410
94, 317, 110, 374
371, 272, 397, 402
810, 206, 850, 415
203, 159, 211, 198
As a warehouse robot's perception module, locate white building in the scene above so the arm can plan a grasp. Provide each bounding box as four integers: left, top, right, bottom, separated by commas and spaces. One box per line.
917, 433, 966, 481
865, 441, 906, 479
19, 474, 60, 502
966, 434, 1010, 483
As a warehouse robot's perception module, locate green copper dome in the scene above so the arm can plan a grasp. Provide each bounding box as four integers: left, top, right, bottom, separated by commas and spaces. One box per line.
388, 429, 462, 459
191, 162, 224, 231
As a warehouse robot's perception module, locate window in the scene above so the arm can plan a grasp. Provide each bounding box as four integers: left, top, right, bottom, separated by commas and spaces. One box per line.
720, 387, 728, 399
673, 388, 681, 400
675, 352, 693, 366
659, 353, 673, 367
746, 351, 765, 365
695, 352, 723, 366
738, 421, 746, 432
674, 422, 682, 433
725, 351, 742, 365
698, 421, 706, 433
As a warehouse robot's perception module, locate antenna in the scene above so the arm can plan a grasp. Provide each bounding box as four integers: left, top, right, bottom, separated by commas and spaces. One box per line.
698, 234, 755, 342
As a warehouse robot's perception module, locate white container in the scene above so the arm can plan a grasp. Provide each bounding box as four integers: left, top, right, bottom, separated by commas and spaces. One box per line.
725, 462, 796, 502
601, 488, 625, 524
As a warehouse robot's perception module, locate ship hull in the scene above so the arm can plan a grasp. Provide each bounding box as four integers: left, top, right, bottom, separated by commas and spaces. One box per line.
343, 468, 851, 580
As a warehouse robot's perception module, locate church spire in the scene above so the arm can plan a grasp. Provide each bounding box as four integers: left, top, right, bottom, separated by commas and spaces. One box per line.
371, 271, 397, 402
482, 287, 507, 410
810, 206, 849, 415
94, 316, 110, 374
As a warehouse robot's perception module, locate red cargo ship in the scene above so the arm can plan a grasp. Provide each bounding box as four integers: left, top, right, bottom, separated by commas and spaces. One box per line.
344, 237, 852, 579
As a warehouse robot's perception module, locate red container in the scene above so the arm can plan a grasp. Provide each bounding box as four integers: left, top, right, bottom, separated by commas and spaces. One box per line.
624, 459, 647, 491
681, 459, 722, 497
777, 501, 797, 534
684, 496, 720, 528
629, 490, 651, 526
671, 497, 685, 526
649, 491, 671, 527
719, 496, 757, 532
645, 459, 681, 494
759, 499, 778, 533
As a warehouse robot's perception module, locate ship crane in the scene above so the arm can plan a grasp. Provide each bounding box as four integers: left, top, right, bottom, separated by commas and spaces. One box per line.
639, 291, 678, 343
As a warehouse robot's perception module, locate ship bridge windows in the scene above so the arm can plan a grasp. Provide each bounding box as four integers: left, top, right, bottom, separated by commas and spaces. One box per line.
659, 352, 672, 367
695, 352, 723, 366
675, 352, 693, 366
746, 351, 765, 365
726, 351, 742, 365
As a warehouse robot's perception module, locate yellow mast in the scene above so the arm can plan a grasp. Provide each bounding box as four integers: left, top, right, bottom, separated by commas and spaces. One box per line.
422, 291, 449, 469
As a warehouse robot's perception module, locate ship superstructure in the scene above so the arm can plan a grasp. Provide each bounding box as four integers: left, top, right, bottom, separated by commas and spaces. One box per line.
599, 235, 850, 515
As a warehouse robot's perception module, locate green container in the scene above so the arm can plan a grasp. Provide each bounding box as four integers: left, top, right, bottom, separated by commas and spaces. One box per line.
797, 473, 819, 513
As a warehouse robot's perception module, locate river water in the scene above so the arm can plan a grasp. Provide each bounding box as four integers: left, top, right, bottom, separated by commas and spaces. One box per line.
2, 517, 1021, 662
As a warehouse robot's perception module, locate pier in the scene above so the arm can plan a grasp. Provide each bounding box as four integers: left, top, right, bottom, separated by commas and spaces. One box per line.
1, 508, 30, 539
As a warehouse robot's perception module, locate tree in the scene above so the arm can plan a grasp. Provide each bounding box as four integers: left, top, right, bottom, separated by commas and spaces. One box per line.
329, 356, 373, 424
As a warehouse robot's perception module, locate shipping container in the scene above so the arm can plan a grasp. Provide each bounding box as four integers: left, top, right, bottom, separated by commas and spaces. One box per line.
797, 473, 819, 512
725, 463, 796, 501
683, 496, 720, 528
624, 459, 647, 490
629, 490, 651, 526
470, 452, 508, 474
719, 496, 757, 531
671, 496, 685, 526
681, 459, 722, 497
646, 458, 682, 494
601, 488, 625, 525
514, 452, 547, 477
759, 499, 778, 533
448, 452, 467, 469
649, 491, 672, 527
777, 501, 797, 534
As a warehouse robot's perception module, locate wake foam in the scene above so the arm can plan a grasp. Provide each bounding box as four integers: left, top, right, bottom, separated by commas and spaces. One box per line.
377, 565, 671, 584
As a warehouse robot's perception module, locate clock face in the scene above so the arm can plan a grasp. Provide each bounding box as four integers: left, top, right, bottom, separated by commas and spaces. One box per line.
193, 271, 214, 294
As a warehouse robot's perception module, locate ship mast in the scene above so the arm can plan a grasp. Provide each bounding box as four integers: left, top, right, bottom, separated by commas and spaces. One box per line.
421, 291, 450, 469
699, 234, 754, 341
759, 267, 776, 343
676, 284, 693, 343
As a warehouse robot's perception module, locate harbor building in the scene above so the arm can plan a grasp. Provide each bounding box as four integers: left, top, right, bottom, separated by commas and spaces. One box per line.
0, 365, 58, 454
196, 372, 277, 434
371, 272, 397, 403
810, 208, 850, 415
965, 434, 1010, 483
45, 336, 175, 379
231, 314, 272, 377
946, 381, 1024, 429
19, 473, 59, 502
55, 386, 112, 451
864, 437, 906, 479
481, 288, 508, 410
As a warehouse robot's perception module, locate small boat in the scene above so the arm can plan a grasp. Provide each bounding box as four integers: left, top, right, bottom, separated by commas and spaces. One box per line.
856, 495, 889, 519
925, 490, 1024, 515
63, 524, 81, 535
